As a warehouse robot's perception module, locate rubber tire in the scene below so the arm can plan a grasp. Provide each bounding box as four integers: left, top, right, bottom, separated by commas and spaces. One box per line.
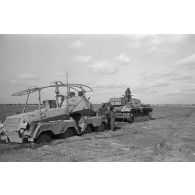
127, 114, 134, 123
35, 133, 52, 144
82, 125, 92, 134
62, 128, 75, 138
97, 123, 106, 132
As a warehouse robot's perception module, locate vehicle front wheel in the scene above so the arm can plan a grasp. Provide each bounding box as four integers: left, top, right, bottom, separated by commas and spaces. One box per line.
60, 127, 75, 139
82, 125, 92, 134
97, 122, 106, 132
35, 133, 52, 144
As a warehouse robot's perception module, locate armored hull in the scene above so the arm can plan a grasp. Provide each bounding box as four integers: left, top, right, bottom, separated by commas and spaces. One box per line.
110, 97, 153, 122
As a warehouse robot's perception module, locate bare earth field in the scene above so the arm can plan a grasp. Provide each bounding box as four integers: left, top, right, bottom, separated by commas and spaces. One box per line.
0, 105, 195, 162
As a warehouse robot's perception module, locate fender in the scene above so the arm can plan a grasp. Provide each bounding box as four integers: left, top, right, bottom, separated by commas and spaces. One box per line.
25, 120, 79, 140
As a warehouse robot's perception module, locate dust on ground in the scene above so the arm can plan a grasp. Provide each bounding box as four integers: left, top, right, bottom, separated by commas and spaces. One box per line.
0, 106, 195, 162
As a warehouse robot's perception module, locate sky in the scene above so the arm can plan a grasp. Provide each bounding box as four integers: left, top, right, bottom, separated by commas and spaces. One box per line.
0, 34, 195, 104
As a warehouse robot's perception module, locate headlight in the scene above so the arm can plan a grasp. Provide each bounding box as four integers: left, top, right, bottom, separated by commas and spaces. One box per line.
19, 128, 25, 134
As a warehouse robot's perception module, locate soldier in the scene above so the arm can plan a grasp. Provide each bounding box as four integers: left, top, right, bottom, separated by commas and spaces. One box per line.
106, 104, 116, 131
97, 103, 107, 117
125, 87, 131, 102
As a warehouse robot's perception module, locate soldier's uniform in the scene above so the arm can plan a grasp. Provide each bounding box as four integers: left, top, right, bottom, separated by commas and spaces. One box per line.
106, 105, 115, 131
97, 104, 107, 117
125, 87, 131, 102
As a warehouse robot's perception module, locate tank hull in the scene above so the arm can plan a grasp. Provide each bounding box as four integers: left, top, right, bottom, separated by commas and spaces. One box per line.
115, 106, 152, 122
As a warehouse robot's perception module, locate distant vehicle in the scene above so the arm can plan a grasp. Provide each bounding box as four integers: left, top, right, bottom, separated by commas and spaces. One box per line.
0, 81, 107, 143
109, 88, 153, 122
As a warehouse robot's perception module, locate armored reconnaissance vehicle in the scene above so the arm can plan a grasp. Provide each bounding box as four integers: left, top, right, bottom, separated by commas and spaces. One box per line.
0, 81, 107, 143
109, 87, 153, 122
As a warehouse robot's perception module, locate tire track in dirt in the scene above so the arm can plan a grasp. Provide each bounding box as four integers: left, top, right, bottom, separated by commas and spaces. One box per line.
153, 107, 195, 160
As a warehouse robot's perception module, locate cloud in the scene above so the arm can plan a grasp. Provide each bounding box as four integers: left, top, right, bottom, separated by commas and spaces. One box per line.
133, 81, 170, 95
128, 34, 188, 45
127, 34, 150, 41
72, 55, 93, 63
128, 34, 189, 55
8, 73, 39, 86
89, 61, 117, 75
139, 68, 176, 81
16, 73, 39, 80
133, 86, 158, 94
177, 53, 195, 66
69, 40, 84, 49
146, 46, 176, 55
128, 42, 141, 49
92, 81, 127, 89
151, 82, 169, 88
55, 71, 66, 77
149, 35, 187, 45
116, 53, 131, 65
169, 75, 195, 83
163, 86, 195, 96
139, 68, 195, 84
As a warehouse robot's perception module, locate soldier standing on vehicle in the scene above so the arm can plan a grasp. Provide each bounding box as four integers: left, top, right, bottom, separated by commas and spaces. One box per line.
125, 87, 132, 102
106, 104, 116, 131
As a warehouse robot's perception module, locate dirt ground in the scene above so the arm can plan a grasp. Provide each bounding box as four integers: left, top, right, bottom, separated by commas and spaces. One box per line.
0, 106, 195, 162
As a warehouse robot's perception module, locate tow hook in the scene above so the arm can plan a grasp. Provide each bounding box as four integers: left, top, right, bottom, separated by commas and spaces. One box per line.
0, 131, 10, 143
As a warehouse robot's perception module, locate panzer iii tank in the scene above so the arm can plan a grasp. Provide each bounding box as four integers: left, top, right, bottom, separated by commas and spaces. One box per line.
109, 88, 153, 122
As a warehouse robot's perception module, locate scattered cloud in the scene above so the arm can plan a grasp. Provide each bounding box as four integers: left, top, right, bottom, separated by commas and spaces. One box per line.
151, 82, 170, 88
128, 42, 142, 49
16, 73, 39, 80
128, 34, 189, 55
8, 73, 39, 86
55, 71, 66, 77
72, 55, 93, 63
163, 86, 195, 96
169, 75, 195, 83
116, 53, 131, 65
139, 68, 195, 84
133, 81, 171, 96
162, 90, 182, 96
92, 81, 127, 89
138, 68, 176, 81
89, 61, 117, 75
134, 86, 158, 94
0, 35, 195, 104
177, 52, 195, 66
127, 34, 149, 41
69, 40, 84, 49
89, 56, 131, 75
149, 35, 187, 45
146, 46, 177, 55
128, 34, 188, 45
9, 79, 18, 84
